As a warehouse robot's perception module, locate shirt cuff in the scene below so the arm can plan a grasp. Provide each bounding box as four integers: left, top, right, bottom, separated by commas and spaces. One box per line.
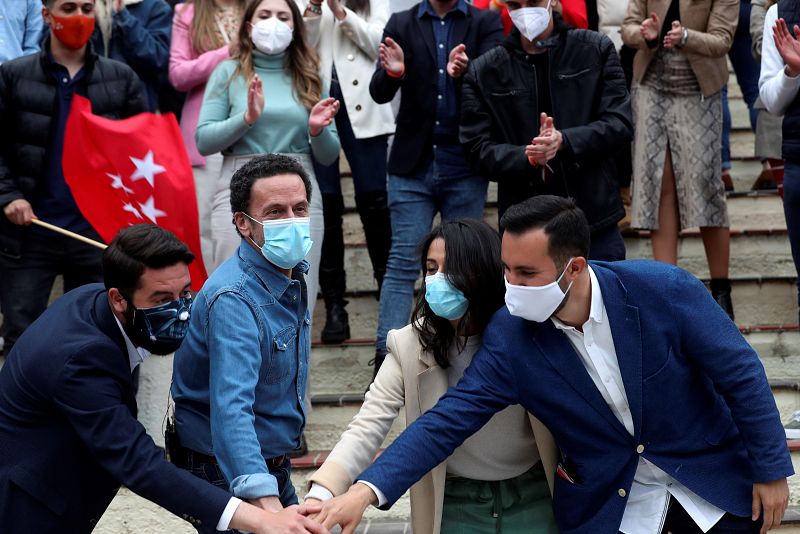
216, 497, 242, 531
305, 483, 334, 501
356, 480, 387, 507
230, 472, 279, 499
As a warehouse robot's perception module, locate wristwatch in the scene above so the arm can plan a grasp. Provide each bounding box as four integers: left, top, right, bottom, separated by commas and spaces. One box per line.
677, 27, 689, 48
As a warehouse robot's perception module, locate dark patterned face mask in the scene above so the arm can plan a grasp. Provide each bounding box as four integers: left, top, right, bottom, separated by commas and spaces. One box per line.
123, 296, 193, 355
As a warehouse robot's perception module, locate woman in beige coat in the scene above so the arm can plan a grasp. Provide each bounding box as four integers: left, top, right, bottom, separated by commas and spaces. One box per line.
622, 0, 738, 319
305, 219, 558, 534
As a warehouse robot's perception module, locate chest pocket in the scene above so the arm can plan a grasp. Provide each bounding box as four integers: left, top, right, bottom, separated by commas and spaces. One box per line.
265, 326, 298, 384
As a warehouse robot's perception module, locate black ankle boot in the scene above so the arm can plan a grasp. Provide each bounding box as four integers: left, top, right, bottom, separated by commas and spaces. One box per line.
321, 300, 350, 344
356, 192, 391, 298
369, 350, 387, 385
710, 278, 735, 321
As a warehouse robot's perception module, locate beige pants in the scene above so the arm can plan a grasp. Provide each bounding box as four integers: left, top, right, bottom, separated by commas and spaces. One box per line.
192, 153, 223, 271
209, 153, 324, 320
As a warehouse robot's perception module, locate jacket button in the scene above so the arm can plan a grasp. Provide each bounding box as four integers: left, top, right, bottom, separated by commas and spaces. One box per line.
352, 79, 358, 85
618, 488, 627, 497
355, 104, 362, 111
347, 53, 355, 61
636, 444, 645, 454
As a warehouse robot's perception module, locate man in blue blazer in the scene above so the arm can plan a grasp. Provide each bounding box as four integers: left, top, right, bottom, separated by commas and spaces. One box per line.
0, 224, 326, 533
312, 196, 794, 534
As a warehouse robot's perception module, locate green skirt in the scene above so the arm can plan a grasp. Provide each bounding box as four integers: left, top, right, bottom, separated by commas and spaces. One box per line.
440, 462, 559, 534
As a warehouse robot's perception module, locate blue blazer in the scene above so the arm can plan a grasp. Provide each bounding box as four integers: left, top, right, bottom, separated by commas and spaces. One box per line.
359, 261, 794, 533
0, 284, 230, 533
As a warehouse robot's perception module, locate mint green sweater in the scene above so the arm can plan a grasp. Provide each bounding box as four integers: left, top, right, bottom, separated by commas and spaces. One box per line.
195, 51, 340, 165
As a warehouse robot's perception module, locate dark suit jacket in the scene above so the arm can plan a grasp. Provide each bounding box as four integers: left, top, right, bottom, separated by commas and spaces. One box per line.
0, 284, 230, 533
369, 1, 503, 176
359, 261, 794, 534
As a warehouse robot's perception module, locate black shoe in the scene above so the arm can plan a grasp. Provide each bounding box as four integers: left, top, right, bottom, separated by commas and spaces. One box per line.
321, 300, 350, 344
368, 350, 387, 387
710, 278, 735, 321
287, 433, 308, 459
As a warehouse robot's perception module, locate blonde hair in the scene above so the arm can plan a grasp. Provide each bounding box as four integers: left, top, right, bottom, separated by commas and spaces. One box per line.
232, 0, 322, 111
187, 0, 246, 54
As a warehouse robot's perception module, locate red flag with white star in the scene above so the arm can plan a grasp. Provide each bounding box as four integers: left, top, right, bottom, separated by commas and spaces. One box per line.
62, 95, 208, 290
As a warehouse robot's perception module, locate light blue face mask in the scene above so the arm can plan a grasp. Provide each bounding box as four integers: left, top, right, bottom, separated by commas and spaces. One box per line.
425, 272, 470, 320
245, 214, 313, 269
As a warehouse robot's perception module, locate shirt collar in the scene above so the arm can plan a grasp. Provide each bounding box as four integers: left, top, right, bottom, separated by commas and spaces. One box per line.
112, 309, 152, 372
551, 265, 605, 332
418, 0, 468, 19
238, 240, 309, 300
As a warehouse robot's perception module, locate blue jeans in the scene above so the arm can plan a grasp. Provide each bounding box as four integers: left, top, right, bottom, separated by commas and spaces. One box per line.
177, 448, 297, 533
375, 160, 488, 352
784, 160, 800, 305
721, 0, 760, 169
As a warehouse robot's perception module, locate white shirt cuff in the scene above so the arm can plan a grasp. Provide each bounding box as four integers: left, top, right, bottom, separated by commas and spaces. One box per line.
216, 497, 243, 531
356, 480, 387, 507
305, 483, 334, 502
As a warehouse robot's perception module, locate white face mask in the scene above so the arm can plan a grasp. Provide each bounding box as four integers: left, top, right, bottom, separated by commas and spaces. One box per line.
504, 258, 574, 322
251, 17, 293, 55
509, 1, 552, 42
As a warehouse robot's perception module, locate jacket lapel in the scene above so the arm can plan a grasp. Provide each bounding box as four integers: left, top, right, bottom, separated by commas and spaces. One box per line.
416, 348, 449, 414
415, 12, 437, 63
533, 323, 630, 439
594, 265, 644, 440
451, 12, 471, 55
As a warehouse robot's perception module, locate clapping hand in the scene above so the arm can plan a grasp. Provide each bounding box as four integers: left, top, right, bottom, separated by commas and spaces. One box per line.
526, 113, 562, 167
447, 44, 469, 78
640, 12, 660, 42
244, 74, 265, 126
774, 18, 800, 77
327, 0, 347, 20
379, 37, 405, 77
309, 97, 340, 137
663, 20, 684, 49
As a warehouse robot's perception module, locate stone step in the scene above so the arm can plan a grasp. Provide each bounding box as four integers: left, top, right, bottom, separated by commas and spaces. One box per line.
312, 277, 799, 341
308, 329, 800, 398
331, 229, 794, 297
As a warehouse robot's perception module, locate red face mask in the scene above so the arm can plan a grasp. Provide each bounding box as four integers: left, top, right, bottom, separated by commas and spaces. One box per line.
50, 14, 96, 50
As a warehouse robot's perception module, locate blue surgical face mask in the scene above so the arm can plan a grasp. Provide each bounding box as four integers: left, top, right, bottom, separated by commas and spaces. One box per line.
245, 214, 313, 269
425, 272, 470, 320
123, 296, 193, 355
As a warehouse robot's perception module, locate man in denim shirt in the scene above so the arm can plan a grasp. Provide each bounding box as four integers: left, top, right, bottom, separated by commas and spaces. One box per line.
171, 155, 313, 531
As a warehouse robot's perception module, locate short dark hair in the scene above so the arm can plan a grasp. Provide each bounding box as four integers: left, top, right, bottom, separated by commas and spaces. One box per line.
411, 219, 505, 368
229, 154, 312, 216
103, 224, 195, 295
499, 195, 590, 268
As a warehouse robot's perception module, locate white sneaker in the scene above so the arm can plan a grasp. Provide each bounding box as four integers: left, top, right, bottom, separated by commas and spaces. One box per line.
785, 410, 800, 439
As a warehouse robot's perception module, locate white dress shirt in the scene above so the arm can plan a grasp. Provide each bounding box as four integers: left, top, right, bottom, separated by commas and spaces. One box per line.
113, 314, 242, 530
759, 4, 800, 116
550, 267, 725, 533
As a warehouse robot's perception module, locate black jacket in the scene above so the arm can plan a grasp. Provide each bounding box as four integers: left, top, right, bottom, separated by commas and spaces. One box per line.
0, 285, 231, 532
0, 41, 146, 259
460, 19, 632, 232
369, 2, 503, 177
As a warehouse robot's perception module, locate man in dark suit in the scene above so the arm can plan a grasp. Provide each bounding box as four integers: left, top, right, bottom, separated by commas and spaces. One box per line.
368, 0, 503, 378
0, 224, 326, 534
311, 196, 793, 534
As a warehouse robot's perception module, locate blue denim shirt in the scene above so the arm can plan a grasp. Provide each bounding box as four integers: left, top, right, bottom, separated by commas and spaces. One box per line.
0, 0, 43, 65
418, 0, 474, 179
172, 241, 310, 499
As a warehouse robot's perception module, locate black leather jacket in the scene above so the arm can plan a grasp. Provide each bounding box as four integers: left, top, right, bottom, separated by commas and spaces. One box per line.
0, 40, 146, 259
460, 18, 632, 231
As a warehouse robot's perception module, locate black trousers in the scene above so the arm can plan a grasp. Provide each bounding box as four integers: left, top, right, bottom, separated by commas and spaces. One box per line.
621, 497, 762, 534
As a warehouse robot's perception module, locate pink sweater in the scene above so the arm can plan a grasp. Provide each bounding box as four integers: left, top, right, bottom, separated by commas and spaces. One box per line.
169, 3, 230, 167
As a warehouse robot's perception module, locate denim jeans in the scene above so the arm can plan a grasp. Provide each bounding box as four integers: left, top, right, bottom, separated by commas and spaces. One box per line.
0, 227, 103, 354
721, 0, 760, 169
177, 448, 298, 533
375, 159, 488, 352
784, 160, 800, 306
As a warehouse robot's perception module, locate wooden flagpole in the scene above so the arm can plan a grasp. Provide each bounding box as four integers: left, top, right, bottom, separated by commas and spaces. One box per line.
31, 219, 108, 250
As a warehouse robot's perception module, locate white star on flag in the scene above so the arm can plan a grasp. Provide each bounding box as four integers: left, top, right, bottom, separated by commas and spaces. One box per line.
107, 173, 134, 195
138, 196, 167, 223
123, 202, 143, 219
130, 150, 165, 188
